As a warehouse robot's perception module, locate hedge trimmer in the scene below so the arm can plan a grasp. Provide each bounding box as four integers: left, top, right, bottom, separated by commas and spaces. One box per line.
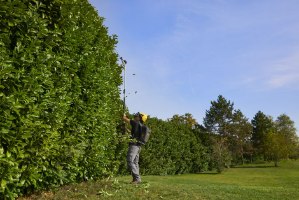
120, 57, 127, 135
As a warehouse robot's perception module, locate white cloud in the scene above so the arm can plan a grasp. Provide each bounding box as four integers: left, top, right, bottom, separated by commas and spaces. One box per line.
267, 74, 299, 88
241, 51, 299, 91
265, 51, 299, 89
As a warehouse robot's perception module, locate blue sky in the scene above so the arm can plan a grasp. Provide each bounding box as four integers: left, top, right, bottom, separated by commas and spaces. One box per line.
89, 0, 299, 132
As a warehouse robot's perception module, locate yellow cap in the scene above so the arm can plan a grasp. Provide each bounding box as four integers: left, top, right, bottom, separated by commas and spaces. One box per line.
139, 112, 148, 123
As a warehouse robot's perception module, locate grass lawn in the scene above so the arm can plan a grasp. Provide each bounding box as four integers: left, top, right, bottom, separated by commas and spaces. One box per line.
19, 160, 299, 200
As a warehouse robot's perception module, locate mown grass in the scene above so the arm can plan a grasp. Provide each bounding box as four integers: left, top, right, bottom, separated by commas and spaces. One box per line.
19, 160, 299, 200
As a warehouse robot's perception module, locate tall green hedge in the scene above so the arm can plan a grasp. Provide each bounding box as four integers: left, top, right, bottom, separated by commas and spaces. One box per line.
116, 117, 209, 176
0, 0, 122, 198
140, 118, 209, 175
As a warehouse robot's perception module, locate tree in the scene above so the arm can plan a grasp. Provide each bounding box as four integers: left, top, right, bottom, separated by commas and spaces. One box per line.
170, 113, 197, 129
229, 110, 253, 164
210, 136, 232, 173
264, 131, 289, 167
251, 111, 275, 159
204, 96, 252, 164
293, 141, 299, 160
203, 95, 234, 136
275, 114, 298, 158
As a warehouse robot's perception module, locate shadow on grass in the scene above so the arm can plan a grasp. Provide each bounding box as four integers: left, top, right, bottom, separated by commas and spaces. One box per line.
232, 165, 277, 169
117, 180, 151, 186
197, 172, 219, 175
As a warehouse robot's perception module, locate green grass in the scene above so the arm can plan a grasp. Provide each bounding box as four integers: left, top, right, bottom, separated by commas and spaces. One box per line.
19, 160, 299, 200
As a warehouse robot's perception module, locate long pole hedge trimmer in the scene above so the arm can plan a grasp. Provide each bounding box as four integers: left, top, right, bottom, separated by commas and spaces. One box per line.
120, 57, 127, 135
120, 57, 127, 113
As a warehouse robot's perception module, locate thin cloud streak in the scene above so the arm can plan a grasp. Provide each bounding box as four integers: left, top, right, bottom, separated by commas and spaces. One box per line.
268, 51, 299, 89
243, 50, 299, 90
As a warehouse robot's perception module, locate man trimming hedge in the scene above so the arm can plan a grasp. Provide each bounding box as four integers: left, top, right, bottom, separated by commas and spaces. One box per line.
123, 112, 148, 184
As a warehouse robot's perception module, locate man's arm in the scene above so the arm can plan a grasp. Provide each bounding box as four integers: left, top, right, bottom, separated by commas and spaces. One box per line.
123, 114, 130, 124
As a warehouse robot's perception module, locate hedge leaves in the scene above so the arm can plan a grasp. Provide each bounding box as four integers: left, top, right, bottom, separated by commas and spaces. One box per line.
0, 0, 122, 198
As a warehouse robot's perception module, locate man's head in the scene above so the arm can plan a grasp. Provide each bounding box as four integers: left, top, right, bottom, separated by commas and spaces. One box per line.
134, 112, 148, 123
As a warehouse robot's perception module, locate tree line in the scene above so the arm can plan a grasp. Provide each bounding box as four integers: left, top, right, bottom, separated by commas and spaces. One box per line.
119, 96, 298, 175
202, 95, 298, 169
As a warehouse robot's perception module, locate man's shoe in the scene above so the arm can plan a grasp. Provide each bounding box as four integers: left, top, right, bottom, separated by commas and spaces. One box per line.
131, 180, 141, 184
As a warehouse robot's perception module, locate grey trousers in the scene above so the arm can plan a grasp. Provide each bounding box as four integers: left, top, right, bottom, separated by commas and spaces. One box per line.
127, 143, 142, 182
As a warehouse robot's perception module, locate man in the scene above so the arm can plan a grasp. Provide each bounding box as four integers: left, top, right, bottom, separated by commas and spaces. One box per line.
123, 112, 148, 184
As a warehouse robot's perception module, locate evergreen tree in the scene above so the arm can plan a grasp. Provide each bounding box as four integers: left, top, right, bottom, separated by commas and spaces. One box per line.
204, 95, 252, 164
203, 95, 234, 136
229, 110, 252, 164
251, 111, 275, 159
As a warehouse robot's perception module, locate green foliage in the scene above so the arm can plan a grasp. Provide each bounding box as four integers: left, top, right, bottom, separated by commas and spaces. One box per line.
251, 112, 298, 164
229, 110, 253, 164
210, 137, 232, 173
275, 114, 298, 158
0, 0, 122, 198
292, 142, 299, 160
131, 116, 209, 175
115, 114, 209, 176
264, 130, 291, 167
251, 111, 275, 158
203, 95, 234, 136
203, 95, 253, 165
263, 114, 299, 166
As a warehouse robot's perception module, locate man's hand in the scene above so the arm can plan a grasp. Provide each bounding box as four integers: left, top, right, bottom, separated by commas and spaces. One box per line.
123, 114, 130, 123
